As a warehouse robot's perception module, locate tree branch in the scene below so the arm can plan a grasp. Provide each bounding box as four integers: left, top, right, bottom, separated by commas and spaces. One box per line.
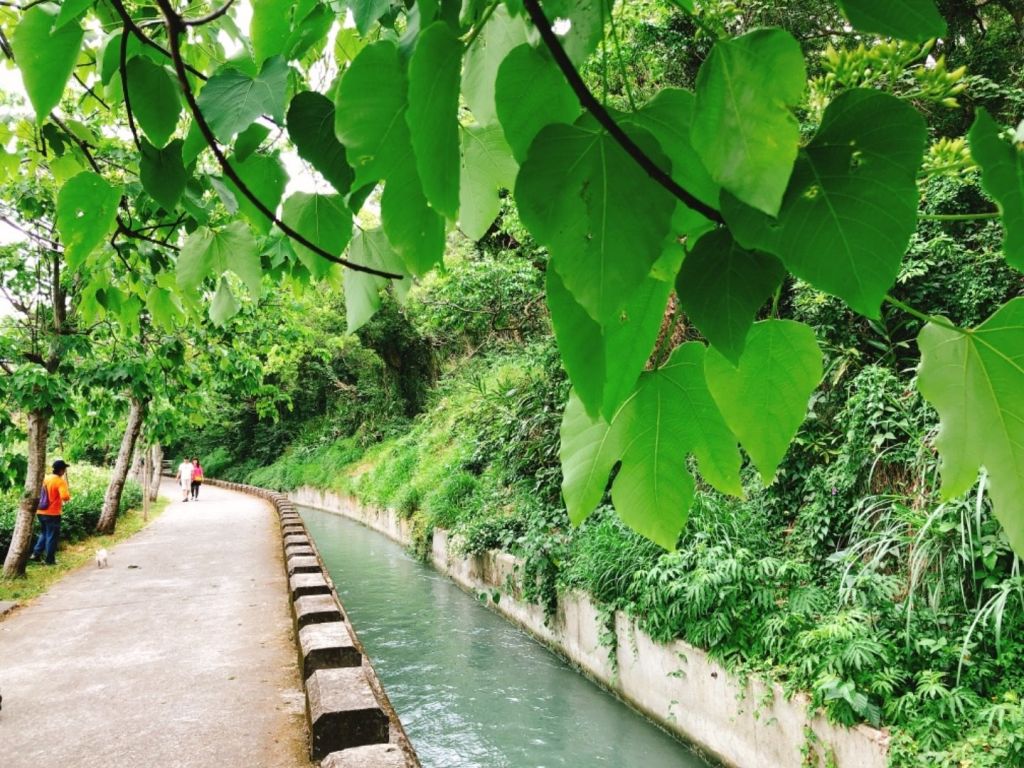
108, 0, 208, 83
119, 22, 143, 151
520, 0, 724, 225
181, 0, 236, 27
155, 0, 404, 280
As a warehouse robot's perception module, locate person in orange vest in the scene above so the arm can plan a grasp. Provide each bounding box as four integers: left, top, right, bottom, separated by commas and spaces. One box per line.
31, 459, 72, 566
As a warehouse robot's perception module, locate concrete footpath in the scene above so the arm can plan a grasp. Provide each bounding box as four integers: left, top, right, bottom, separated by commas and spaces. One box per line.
0, 480, 312, 768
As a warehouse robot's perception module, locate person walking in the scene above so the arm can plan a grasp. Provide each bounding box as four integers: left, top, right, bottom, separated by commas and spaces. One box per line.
31, 459, 72, 566
175, 457, 194, 502
190, 457, 204, 500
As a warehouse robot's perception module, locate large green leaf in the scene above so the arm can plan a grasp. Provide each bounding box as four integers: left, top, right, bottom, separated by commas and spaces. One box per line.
140, 138, 187, 211
334, 41, 409, 187
224, 152, 286, 235
287, 92, 354, 196
495, 43, 580, 163
462, 5, 528, 126
705, 320, 822, 483
145, 286, 183, 330
613, 343, 742, 547
540, 0, 612, 66
722, 88, 926, 319
197, 56, 289, 142
691, 29, 805, 216
351, 0, 392, 35
381, 156, 446, 275
968, 109, 1024, 271
209, 277, 241, 326
458, 124, 518, 240
235, 123, 270, 162
12, 4, 85, 121
343, 228, 410, 333
125, 56, 181, 148
280, 192, 351, 280
250, 0, 293, 64
516, 116, 675, 323
676, 229, 785, 364
407, 22, 463, 220
284, 2, 333, 62
56, 171, 121, 270
547, 257, 676, 420
559, 390, 623, 525
836, 0, 946, 42
918, 299, 1024, 556
55, 0, 92, 28
623, 88, 719, 211
176, 221, 262, 297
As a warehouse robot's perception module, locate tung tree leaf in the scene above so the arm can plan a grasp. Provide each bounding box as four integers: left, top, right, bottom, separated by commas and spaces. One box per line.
197, 56, 289, 142
917, 299, 1024, 557
559, 390, 623, 525
280, 192, 351, 280
352, 0, 392, 36
285, 3, 333, 61
55, 0, 93, 29
623, 88, 719, 211
705, 320, 823, 483
234, 123, 270, 163
12, 4, 85, 121
540, 0, 613, 66
344, 228, 410, 334
140, 138, 187, 211
458, 123, 518, 240
676, 229, 785, 364
250, 0, 293, 64
968, 109, 1024, 271
224, 152, 287, 236
495, 43, 580, 163
145, 286, 183, 330
516, 116, 676, 324
381, 158, 445, 275
407, 22, 463, 220
56, 171, 122, 270
125, 56, 181, 148
334, 41, 410, 187
462, 5, 528, 126
722, 88, 926, 319
691, 29, 805, 216
836, 0, 946, 42
210, 277, 241, 326
287, 92, 354, 196
614, 344, 742, 547
547, 260, 675, 421
177, 221, 262, 297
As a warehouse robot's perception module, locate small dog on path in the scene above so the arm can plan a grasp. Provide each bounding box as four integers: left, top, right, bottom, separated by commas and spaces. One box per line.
95, 548, 109, 568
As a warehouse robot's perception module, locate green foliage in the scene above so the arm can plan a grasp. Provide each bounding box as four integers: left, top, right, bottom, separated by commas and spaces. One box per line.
968, 108, 1024, 269
917, 298, 1024, 556
56, 171, 121, 270
0, 465, 142, 561
11, 4, 83, 121
196, 56, 289, 142
125, 56, 181, 149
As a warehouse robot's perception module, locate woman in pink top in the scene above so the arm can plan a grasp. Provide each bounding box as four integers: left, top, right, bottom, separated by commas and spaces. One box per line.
190, 457, 204, 500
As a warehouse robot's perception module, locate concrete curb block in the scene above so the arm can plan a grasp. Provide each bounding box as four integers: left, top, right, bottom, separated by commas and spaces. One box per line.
203, 478, 419, 768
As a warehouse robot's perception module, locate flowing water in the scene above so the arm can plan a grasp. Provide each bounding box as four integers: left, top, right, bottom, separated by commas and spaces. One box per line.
301, 506, 713, 768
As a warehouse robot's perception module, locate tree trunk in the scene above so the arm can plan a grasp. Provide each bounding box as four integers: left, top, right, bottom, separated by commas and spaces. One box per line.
129, 444, 145, 483
148, 443, 163, 501
2, 410, 49, 577
96, 397, 146, 535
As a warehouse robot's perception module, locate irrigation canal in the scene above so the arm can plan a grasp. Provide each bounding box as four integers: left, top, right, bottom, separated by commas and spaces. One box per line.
300, 505, 713, 768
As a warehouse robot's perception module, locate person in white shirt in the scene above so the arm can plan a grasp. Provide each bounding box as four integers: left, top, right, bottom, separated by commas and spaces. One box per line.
175, 458, 195, 502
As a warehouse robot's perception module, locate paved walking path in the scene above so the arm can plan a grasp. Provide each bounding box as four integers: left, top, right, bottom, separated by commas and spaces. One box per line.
0, 481, 311, 768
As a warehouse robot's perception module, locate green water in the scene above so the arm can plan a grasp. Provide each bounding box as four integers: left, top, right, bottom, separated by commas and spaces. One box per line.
300, 507, 713, 768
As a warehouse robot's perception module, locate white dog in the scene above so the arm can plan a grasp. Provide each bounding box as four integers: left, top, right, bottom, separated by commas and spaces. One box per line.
95, 548, 109, 568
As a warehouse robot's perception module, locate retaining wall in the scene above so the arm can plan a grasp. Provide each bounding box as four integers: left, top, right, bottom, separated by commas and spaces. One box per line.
204, 479, 420, 768
291, 485, 890, 768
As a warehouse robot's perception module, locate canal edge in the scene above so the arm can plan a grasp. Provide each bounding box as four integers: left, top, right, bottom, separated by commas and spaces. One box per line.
289, 484, 890, 768
207, 478, 421, 768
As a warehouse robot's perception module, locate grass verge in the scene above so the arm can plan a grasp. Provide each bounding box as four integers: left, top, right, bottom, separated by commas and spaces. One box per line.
0, 498, 169, 604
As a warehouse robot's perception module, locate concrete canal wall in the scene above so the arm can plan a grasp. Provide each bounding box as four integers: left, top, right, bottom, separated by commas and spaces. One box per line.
205, 479, 419, 768
290, 485, 890, 768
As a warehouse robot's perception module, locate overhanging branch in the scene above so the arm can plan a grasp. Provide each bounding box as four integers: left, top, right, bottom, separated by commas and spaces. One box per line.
154, 0, 404, 280
520, 0, 724, 225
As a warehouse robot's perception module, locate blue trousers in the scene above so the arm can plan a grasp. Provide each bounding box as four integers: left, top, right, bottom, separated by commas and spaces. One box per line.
32, 514, 61, 565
